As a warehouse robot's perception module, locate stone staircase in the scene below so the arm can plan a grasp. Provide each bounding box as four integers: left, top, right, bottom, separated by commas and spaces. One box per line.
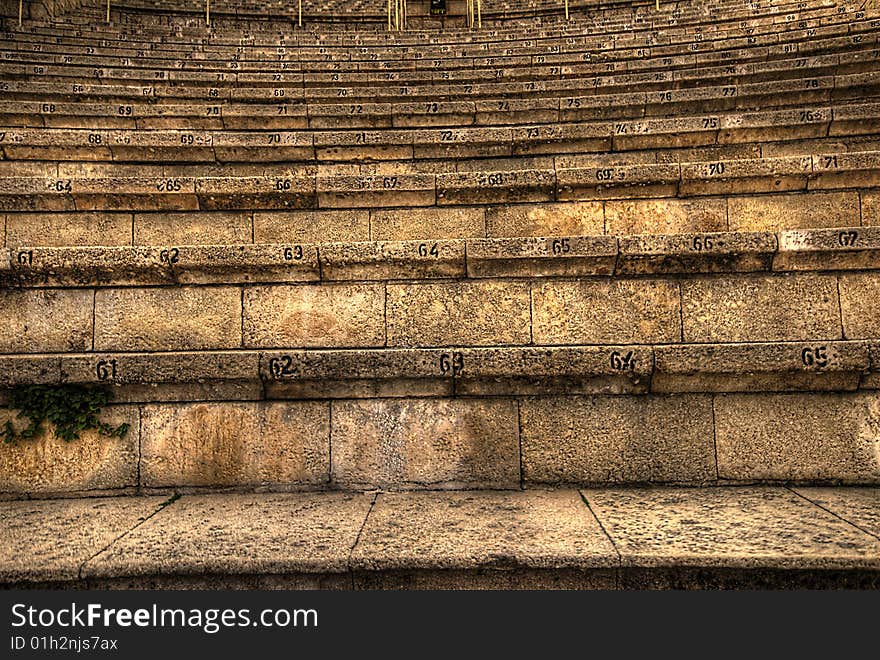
0, 0, 878, 589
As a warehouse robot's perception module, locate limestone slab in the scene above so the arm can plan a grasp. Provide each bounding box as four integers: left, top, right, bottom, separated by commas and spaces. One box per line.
775, 227, 880, 271
261, 348, 451, 399
134, 212, 251, 246
653, 341, 869, 392
0, 497, 166, 584
387, 281, 530, 347
605, 198, 727, 236
863, 190, 880, 226
715, 392, 880, 482
6, 212, 132, 247
331, 398, 520, 489
728, 192, 860, 231
140, 401, 330, 488
485, 202, 603, 238
320, 239, 465, 280
467, 235, 617, 277
351, 490, 618, 575
437, 169, 555, 205
14, 246, 174, 287
532, 279, 680, 345
254, 210, 369, 244
793, 488, 880, 539
0, 405, 139, 495
520, 395, 716, 484
0, 355, 60, 387
839, 272, 880, 339
95, 286, 241, 351
83, 492, 372, 579
582, 487, 880, 570
618, 231, 776, 275
243, 283, 385, 348
370, 207, 484, 241
681, 274, 840, 342
172, 244, 320, 284
0, 288, 93, 354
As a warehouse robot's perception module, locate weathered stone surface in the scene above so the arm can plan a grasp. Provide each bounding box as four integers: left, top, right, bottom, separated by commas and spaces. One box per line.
353, 567, 617, 590
370, 207, 485, 241
331, 398, 520, 489
387, 281, 530, 347
437, 169, 555, 205
140, 402, 330, 488
728, 192, 860, 231
556, 164, 680, 200
653, 341, 869, 393
0, 405, 139, 495
839, 273, 880, 339
320, 240, 465, 280
681, 274, 840, 342
261, 348, 451, 398
793, 488, 880, 538
243, 283, 385, 348
714, 393, 880, 482
254, 210, 370, 243
351, 491, 618, 578
605, 199, 727, 235
134, 212, 252, 245
172, 244, 320, 284
532, 279, 680, 344
317, 174, 435, 208
195, 176, 316, 210
810, 151, 880, 190
680, 156, 811, 195
520, 395, 716, 484
0, 355, 59, 387
865, 341, 880, 389
863, 191, 880, 226
61, 351, 259, 385
485, 202, 603, 238
455, 345, 652, 395
83, 492, 371, 579
775, 227, 880, 271
467, 235, 617, 277
6, 212, 132, 247
0, 497, 166, 583
583, 487, 880, 569
95, 286, 241, 351
14, 246, 174, 287
618, 231, 776, 274
0, 289, 93, 353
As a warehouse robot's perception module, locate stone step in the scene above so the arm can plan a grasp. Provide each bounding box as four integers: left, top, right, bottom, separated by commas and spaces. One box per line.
3, 226, 880, 286
2, 190, 876, 246
0, 256, 878, 353
3, 102, 879, 162
2, 487, 878, 588
1, 341, 876, 398
0, 151, 877, 210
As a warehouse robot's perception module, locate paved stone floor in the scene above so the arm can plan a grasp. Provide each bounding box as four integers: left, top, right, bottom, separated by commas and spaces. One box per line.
1, 486, 878, 589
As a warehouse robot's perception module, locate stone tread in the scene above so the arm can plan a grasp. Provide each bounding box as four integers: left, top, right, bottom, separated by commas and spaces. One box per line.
2, 227, 880, 286
1, 487, 878, 588
0, 341, 876, 395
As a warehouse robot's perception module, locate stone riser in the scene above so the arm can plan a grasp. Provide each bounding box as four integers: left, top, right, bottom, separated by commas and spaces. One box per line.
2, 391, 879, 497
2, 247, 880, 351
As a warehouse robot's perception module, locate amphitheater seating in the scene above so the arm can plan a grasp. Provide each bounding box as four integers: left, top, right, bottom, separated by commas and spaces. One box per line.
1, 0, 879, 589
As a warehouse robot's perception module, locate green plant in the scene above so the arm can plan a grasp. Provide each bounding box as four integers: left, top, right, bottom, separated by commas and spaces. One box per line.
1, 385, 129, 444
